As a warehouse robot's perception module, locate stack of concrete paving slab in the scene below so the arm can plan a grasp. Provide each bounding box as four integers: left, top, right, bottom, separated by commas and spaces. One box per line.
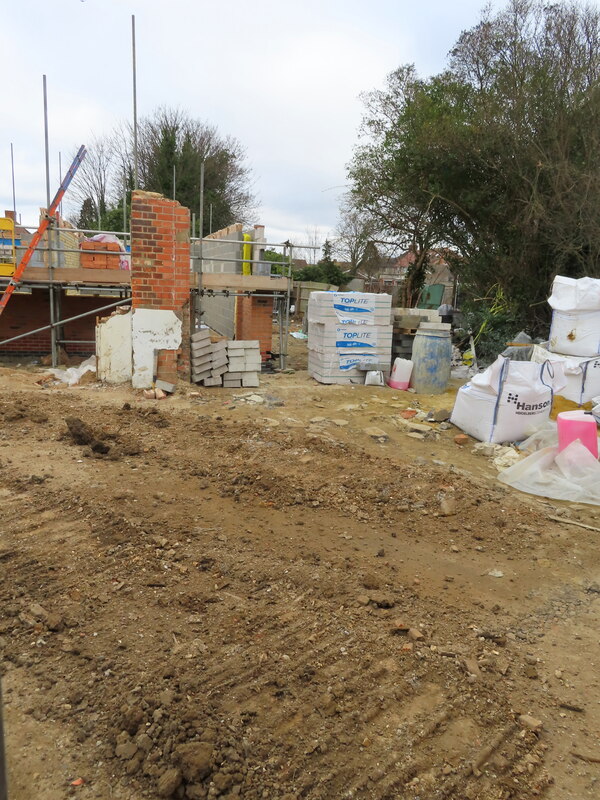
307, 291, 393, 384
223, 341, 261, 388
392, 308, 441, 359
191, 328, 228, 386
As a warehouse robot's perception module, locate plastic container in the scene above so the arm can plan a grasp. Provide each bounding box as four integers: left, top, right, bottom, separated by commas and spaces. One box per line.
557, 410, 599, 458
388, 357, 413, 390
410, 323, 452, 394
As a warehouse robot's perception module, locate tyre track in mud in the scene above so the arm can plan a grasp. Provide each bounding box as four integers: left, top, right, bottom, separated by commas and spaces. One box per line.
1, 474, 550, 800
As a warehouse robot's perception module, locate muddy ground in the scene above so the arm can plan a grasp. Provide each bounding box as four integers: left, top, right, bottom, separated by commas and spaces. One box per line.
1, 335, 599, 800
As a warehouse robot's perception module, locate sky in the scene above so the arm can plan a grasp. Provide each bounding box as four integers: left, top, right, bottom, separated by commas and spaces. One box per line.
1, 0, 510, 249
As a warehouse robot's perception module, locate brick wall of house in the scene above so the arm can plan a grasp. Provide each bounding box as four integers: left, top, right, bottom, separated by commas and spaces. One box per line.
235, 295, 273, 359
130, 190, 191, 381
0, 290, 108, 356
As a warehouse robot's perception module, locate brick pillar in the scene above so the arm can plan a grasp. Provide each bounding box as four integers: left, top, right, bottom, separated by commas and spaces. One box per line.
235, 295, 273, 360
130, 191, 191, 382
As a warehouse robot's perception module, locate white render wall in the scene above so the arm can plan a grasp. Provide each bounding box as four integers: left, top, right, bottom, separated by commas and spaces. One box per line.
96, 310, 133, 384
131, 308, 182, 389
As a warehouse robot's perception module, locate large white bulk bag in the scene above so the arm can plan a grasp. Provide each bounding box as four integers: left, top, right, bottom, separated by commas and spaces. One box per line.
548, 309, 600, 357
450, 356, 565, 443
530, 344, 600, 405
548, 276, 600, 312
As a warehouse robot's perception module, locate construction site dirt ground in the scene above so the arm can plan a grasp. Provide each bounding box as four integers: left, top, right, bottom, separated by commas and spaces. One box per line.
1, 334, 600, 800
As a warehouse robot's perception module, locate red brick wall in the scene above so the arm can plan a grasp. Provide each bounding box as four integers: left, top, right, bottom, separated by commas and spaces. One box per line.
130, 191, 191, 381
0, 290, 108, 356
235, 295, 273, 359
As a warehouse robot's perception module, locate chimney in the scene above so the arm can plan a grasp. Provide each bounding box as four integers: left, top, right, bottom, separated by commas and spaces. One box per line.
4, 210, 15, 221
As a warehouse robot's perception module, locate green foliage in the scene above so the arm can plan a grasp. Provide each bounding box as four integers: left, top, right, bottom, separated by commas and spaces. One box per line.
348, 0, 600, 332
263, 248, 289, 276
77, 198, 97, 230
294, 240, 348, 286
71, 108, 254, 236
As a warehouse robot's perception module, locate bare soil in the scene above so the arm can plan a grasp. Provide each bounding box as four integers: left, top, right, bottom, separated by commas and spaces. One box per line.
1, 338, 599, 800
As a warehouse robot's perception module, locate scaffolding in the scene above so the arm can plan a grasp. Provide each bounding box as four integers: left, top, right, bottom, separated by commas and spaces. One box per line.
191, 234, 318, 370
0, 223, 318, 372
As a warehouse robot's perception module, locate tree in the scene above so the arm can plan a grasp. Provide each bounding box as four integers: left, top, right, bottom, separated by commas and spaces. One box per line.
71, 134, 114, 229
129, 108, 255, 234
333, 197, 380, 273
348, 0, 600, 330
295, 240, 347, 286
348, 64, 442, 307
69, 108, 255, 235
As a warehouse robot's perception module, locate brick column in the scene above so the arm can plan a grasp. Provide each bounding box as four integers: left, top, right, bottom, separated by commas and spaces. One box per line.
130, 191, 191, 382
235, 295, 273, 360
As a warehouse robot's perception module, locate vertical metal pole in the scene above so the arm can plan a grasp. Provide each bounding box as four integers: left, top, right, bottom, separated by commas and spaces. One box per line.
123, 178, 127, 233
132, 14, 139, 190
278, 294, 284, 370
58, 151, 62, 219
199, 162, 205, 240
191, 212, 196, 239
195, 162, 205, 331
10, 143, 16, 220
209, 202, 213, 234
173, 164, 176, 201
284, 244, 293, 370
43, 74, 58, 368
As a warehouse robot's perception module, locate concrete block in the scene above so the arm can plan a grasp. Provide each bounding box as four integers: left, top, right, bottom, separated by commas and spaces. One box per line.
191, 341, 213, 356
212, 340, 228, 353
242, 372, 260, 388
192, 369, 212, 383
211, 364, 228, 377
227, 340, 259, 350
227, 359, 245, 371
223, 379, 242, 388
191, 329, 211, 343
192, 355, 212, 369
224, 372, 242, 380
203, 376, 223, 387
210, 355, 227, 367
155, 379, 175, 394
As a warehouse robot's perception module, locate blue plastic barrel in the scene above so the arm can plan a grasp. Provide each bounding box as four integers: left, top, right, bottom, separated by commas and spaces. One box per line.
410, 323, 452, 394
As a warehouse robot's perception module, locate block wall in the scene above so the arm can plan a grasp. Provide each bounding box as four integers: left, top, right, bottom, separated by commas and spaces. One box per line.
235, 295, 273, 359
130, 191, 191, 381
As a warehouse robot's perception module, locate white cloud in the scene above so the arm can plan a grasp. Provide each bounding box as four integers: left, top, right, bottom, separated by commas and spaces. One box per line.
0, 0, 554, 235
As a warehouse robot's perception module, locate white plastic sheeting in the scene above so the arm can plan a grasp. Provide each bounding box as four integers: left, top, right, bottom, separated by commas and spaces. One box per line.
498, 439, 600, 505
48, 355, 96, 386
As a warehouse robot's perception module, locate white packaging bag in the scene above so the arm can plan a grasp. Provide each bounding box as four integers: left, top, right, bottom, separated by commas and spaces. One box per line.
365, 370, 384, 386
548, 309, 600, 357
530, 344, 600, 404
548, 275, 600, 312
450, 356, 565, 443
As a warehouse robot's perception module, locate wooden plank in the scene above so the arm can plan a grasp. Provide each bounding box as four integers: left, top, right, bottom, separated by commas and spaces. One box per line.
15, 267, 290, 293
20, 267, 131, 285
199, 273, 290, 292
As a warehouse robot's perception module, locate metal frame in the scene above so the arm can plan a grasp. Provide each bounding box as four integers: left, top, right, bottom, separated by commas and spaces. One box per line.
191, 235, 317, 370
2, 218, 317, 370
